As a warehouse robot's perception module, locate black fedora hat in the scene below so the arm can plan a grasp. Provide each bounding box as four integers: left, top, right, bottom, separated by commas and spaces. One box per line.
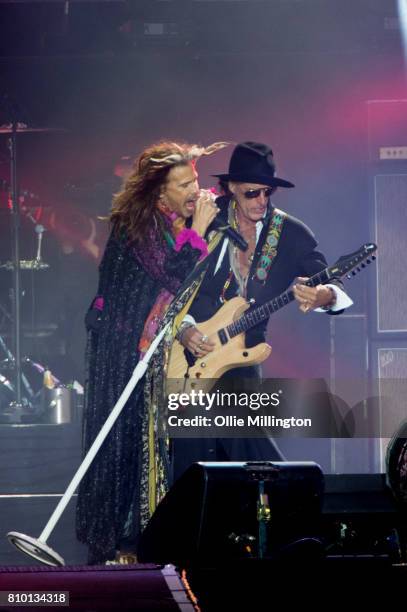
213, 141, 294, 189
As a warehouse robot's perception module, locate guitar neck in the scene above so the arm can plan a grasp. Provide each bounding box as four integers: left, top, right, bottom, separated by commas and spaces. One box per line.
227, 267, 332, 338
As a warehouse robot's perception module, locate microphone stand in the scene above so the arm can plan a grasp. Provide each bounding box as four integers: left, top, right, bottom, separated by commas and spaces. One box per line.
8, 119, 23, 418
7, 324, 170, 566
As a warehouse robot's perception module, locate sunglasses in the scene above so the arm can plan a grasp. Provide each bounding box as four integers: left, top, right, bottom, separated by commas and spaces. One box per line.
243, 187, 274, 199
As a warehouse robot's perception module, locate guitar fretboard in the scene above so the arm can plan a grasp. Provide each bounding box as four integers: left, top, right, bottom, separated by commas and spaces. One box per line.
226, 267, 331, 338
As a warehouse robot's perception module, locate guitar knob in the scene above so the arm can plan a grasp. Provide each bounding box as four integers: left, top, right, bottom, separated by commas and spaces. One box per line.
243, 351, 249, 357
200, 362, 206, 368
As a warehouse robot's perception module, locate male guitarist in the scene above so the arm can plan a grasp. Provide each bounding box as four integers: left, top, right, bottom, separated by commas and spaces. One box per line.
172, 141, 352, 478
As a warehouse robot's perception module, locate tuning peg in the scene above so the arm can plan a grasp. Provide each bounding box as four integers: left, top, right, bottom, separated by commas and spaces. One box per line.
361, 263, 366, 268
372, 255, 376, 260
352, 271, 356, 276
346, 274, 351, 279
366, 259, 371, 264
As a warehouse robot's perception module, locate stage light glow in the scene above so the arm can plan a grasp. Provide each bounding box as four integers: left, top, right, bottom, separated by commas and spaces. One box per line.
398, 0, 407, 62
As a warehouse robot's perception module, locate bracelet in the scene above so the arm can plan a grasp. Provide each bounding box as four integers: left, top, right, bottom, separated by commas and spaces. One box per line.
175, 321, 195, 342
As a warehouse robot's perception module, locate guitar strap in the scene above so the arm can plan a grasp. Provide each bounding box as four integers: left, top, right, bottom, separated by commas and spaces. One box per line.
253, 207, 287, 283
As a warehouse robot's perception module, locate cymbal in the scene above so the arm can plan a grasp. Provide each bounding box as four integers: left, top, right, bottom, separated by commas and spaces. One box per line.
0, 123, 65, 134
0, 259, 50, 271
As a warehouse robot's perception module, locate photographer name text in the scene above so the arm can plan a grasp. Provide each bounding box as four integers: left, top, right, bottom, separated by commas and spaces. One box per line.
167, 414, 311, 429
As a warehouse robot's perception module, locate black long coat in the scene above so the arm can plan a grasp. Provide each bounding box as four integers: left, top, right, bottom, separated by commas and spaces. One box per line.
76, 221, 200, 563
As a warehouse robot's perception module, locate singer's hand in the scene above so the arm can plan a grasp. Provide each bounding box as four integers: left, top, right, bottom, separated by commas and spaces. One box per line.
191, 189, 220, 237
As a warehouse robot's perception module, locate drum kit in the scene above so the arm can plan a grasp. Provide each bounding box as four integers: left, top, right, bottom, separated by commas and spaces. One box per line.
0, 121, 65, 423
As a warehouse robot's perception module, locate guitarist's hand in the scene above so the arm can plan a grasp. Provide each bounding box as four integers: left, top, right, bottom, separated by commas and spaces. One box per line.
180, 326, 215, 357
293, 277, 336, 313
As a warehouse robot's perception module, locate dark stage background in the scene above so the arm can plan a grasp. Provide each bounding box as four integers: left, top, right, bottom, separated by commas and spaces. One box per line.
0, 0, 406, 565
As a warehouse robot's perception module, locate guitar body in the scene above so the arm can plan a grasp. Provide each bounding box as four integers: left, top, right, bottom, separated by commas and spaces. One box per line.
167, 297, 271, 393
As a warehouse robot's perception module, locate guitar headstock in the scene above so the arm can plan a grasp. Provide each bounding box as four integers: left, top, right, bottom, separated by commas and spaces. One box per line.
328, 243, 377, 279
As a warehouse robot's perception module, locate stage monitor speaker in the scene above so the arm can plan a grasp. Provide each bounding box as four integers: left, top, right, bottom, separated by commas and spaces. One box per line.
138, 461, 324, 567
373, 172, 407, 333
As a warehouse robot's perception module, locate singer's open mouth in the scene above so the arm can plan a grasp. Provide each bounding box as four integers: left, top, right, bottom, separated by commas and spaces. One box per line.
185, 200, 196, 210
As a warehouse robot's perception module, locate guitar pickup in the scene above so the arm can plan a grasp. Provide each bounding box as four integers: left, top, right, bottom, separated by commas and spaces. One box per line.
218, 329, 228, 345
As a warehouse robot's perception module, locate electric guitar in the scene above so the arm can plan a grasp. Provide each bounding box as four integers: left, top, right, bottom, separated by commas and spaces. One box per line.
167, 243, 377, 393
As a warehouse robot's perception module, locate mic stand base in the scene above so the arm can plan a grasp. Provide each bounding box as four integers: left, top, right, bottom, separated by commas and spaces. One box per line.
7, 532, 64, 567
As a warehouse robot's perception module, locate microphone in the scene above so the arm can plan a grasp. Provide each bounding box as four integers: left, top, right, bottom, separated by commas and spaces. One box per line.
198, 189, 248, 251
211, 216, 248, 251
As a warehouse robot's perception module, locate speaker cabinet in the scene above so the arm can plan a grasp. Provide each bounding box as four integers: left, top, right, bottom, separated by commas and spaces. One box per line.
375, 345, 407, 379
373, 172, 407, 333
370, 342, 407, 472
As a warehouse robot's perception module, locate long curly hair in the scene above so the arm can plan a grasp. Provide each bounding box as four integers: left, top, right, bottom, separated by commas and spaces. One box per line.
110, 140, 228, 244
